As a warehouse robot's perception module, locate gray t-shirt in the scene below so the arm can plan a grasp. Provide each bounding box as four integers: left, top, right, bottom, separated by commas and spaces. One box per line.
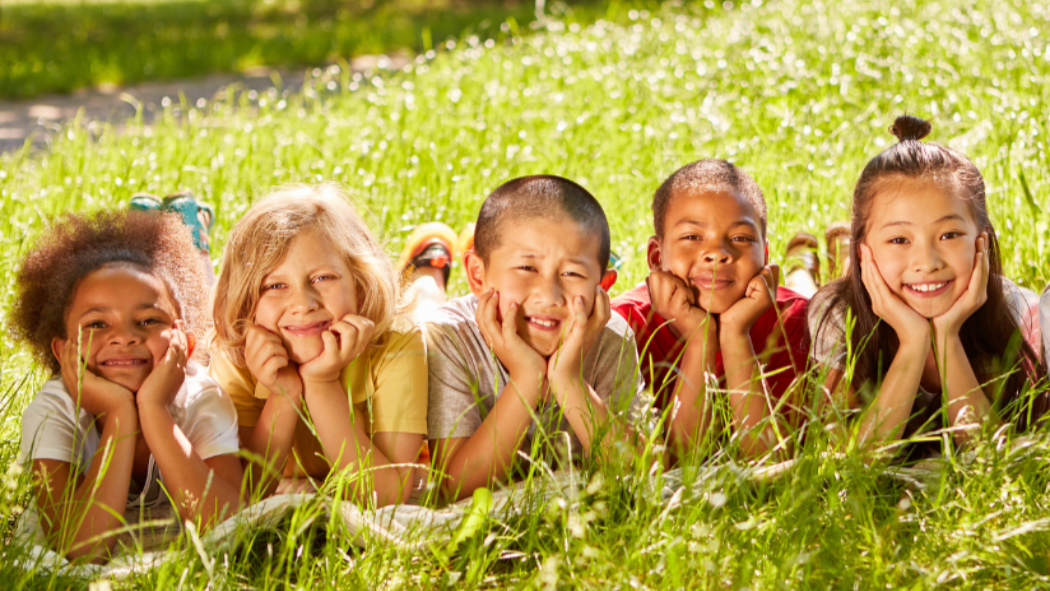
425, 294, 648, 459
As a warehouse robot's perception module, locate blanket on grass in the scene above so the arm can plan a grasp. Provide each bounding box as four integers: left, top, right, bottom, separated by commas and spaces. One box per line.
12, 457, 940, 579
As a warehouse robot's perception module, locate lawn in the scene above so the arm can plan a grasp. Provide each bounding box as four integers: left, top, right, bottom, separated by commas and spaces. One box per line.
2, 0, 1050, 588
0, 0, 656, 99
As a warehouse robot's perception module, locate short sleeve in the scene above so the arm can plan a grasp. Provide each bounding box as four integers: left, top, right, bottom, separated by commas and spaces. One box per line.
425, 322, 485, 440
364, 325, 429, 435
19, 383, 82, 465
1040, 287, 1050, 360
177, 364, 241, 461
591, 318, 649, 427
208, 351, 264, 429
807, 287, 847, 369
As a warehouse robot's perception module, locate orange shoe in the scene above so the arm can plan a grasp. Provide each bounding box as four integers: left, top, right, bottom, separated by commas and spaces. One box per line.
399, 222, 458, 287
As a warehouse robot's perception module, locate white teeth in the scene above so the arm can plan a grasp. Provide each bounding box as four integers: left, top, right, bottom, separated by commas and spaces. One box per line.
909, 282, 946, 293
530, 318, 558, 328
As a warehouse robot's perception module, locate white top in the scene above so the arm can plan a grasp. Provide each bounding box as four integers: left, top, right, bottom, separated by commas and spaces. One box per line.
1040, 287, 1050, 360
19, 361, 240, 509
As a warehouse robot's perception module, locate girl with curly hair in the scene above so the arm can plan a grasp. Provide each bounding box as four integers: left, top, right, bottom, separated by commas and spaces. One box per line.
13, 210, 243, 562
209, 184, 427, 504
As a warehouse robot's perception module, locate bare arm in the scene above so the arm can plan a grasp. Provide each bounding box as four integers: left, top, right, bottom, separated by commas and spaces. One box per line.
33, 402, 137, 562
240, 390, 300, 499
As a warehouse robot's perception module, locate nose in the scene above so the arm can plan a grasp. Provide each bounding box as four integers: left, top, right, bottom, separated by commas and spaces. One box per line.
109, 322, 141, 346
289, 283, 321, 314
702, 244, 731, 266
533, 276, 566, 307
910, 241, 945, 274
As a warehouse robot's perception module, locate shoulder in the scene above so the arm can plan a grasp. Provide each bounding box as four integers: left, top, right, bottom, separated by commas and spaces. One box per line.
998, 277, 1031, 324
366, 318, 426, 367
423, 295, 482, 355
175, 361, 238, 422
592, 309, 639, 357
610, 283, 651, 317
21, 378, 80, 428
207, 349, 256, 389
425, 294, 478, 327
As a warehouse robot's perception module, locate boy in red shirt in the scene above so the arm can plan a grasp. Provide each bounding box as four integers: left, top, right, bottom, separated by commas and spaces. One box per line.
612, 159, 809, 459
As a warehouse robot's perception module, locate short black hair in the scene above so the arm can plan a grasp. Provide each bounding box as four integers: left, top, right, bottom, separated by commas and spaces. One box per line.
474, 175, 610, 272
652, 159, 767, 238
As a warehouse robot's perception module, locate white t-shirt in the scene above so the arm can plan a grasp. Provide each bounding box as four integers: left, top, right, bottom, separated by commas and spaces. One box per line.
19, 360, 240, 510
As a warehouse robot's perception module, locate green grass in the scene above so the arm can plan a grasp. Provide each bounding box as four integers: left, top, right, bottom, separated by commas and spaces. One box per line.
3, 0, 1050, 588
0, 0, 655, 99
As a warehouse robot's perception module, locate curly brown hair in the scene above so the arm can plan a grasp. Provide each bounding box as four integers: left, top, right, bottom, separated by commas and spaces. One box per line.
11, 210, 209, 374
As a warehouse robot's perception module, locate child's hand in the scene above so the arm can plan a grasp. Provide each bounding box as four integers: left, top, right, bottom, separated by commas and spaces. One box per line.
298, 314, 375, 385
860, 244, 930, 346
58, 337, 135, 417
720, 265, 779, 338
137, 320, 190, 409
933, 232, 989, 339
647, 270, 715, 343
475, 289, 547, 381
548, 286, 610, 381
246, 324, 303, 402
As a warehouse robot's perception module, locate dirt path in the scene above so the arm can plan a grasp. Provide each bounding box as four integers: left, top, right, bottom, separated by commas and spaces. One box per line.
0, 54, 410, 154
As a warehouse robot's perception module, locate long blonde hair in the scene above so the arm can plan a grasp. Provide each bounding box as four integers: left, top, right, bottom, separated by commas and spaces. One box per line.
211, 183, 401, 365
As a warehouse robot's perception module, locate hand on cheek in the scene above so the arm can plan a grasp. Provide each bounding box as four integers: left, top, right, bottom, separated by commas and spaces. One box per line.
720, 265, 778, 338
859, 244, 930, 346
137, 320, 189, 408
549, 286, 610, 379
475, 289, 547, 381
56, 336, 134, 417
246, 324, 302, 400
647, 270, 710, 340
932, 232, 989, 338
298, 313, 375, 384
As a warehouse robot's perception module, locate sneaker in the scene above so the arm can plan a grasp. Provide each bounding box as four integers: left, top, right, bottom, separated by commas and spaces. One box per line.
825, 221, 851, 280
456, 222, 476, 258
399, 222, 458, 288
785, 232, 821, 286
130, 191, 214, 253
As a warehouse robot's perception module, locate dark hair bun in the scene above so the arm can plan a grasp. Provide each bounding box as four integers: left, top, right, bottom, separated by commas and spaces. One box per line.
889, 115, 932, 142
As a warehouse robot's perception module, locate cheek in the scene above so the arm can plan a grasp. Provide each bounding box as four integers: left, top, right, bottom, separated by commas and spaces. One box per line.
253, 299, 282, 330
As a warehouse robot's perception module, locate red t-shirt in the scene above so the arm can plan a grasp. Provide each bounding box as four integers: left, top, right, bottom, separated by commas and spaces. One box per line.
611, 283, 811, 412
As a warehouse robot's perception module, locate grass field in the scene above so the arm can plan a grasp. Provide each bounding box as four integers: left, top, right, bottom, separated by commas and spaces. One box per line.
0, 0, 657, 99
3, 0, 1050, 588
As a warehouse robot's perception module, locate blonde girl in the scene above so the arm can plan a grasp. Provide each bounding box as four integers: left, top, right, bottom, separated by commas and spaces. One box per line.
210, 184, 427, 504
811, 115, 1046, 457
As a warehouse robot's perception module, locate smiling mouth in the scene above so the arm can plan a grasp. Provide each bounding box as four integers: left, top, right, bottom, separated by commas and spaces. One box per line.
100, 358, 149, 367
281, 320, 332, 337
904, 280, 953, 297
692, 275, 735, 291
526, 316, 562, 331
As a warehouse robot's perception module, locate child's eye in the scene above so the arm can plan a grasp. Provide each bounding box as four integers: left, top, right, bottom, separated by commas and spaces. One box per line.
889, 237, 909, 245
681, 234, 700, 241
517, 265, 537, 272
312, 274, 336, 283
84, 321, 107, 329
562, 271, 584, 278
940, 231, 961, 240
262, 282, 286, 292
731, 235, 756, 243
138, 317, 163, 327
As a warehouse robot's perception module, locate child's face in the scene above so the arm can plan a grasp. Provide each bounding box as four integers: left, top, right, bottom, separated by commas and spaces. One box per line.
466, 216, 604, 357
864, 179, 979, 318
55, 265, 180, 393
648, 189, 765, 314
254, 230, 359, 364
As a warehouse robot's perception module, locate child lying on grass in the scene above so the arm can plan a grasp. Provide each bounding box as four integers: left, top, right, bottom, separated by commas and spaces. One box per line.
426, 175, 648, 502
209, 184, 428, 505
810, 115, 1047, 458
612, 160, 810, 461
13, 211, 243, 562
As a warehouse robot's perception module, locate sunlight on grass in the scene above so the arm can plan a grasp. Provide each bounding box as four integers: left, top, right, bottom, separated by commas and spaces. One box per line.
1, 0, 1050, 588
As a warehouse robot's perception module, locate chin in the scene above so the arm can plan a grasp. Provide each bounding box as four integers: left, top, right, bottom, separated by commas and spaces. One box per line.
285, 341, 323, 365
99, 371, 147, 393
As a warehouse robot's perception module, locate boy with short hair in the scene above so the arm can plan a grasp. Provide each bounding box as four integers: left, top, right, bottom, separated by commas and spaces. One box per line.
426, 175, 646, 501
612, 159, 809, 459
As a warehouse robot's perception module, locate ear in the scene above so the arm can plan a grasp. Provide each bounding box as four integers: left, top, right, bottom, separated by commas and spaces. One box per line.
764, 241, 770, 266
463, 250, 488, 297
646, 236, 663, 271
600, 269, 618, 292
51, 337, 67, 365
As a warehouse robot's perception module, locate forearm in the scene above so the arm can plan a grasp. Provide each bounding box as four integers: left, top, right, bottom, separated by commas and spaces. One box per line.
667, 341, 717, 455
302, 380, 411, 506
437, 374, 542, 501
857, 339, 929, 449
549, 371, 642, 460
55, 406, 138, 560
245, 395, 301, 498
721, 335, 780, 458
138, 403, 243, 528
940, 334, 997, 443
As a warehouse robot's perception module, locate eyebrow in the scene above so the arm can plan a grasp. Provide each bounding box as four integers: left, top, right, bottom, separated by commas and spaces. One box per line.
516, 253, 595, 266
78, 303, 164, 319
673, 219, 757, 230
881, 214, 966, 229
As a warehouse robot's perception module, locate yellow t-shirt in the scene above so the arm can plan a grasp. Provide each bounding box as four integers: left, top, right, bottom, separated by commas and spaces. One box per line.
209, 320, 428, 479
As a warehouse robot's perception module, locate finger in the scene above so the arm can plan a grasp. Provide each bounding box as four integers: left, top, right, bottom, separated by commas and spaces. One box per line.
595, 286, 611, 327
320, 330, 339, 361
342, 315, 376, 345
501, 301, 520, 344
328, 321, 360, 362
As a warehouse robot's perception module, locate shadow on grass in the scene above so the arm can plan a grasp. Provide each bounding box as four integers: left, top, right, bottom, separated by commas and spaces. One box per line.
0, 0, 665, 100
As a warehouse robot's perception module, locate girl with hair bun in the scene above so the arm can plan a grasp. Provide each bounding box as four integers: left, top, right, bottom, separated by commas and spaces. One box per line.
810, 115, 1046, 457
